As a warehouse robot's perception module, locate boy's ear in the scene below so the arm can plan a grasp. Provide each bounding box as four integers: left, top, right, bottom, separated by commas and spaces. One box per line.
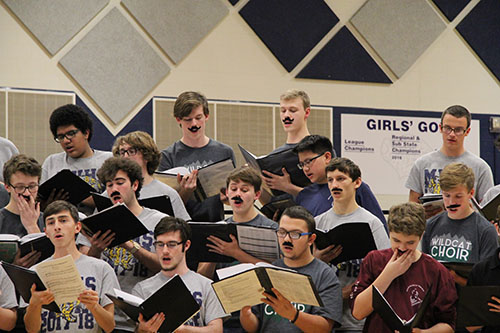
184, 239, 191, 252
75, 221, 82, 234
254, 190, 261, 201
354, 177, 362, 189
324, 151, 332, 164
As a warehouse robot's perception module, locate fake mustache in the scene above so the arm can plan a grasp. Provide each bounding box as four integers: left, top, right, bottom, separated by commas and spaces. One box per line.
282, 241, 294, 248
446, 204, 461, 209
188, 125, 201, 132
231, 196, 243, 204
282, 117, 294, 124
331, 187, 343, 193
110, 191, 121, 198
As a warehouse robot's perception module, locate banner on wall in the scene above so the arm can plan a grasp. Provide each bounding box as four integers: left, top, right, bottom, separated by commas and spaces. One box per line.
341, 114, 480, 195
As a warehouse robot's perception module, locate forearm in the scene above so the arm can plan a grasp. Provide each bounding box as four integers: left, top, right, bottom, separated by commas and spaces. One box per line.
90, 304, 115, 333
409, 190, 421, 203
423, 322, 454, 333
293, 312, 333, 333
231, 249, 264, 264
22, 220, 41, 234
240, 311, 259, 332
177, 319, 222, 332
133, 247, 161, 273
0, 308, 16, 331
197, 262, 216, 279
285, 184, 303, 197
352, 271, 395, 320
24, 304, 43, 333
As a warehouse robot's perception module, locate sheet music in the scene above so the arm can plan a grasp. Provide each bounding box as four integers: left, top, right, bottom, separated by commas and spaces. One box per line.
267, 269, 320, 306
197, 159, 235, 198
35, 255, 85, 305
212, 270, 264, 314
236, 225, 280, 262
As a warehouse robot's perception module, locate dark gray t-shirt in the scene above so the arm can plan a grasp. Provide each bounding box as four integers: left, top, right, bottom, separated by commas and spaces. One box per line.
422, 211, 498, 263
254, 258, 342, 332
0, 208, 44, 236
0, 186, 9, 209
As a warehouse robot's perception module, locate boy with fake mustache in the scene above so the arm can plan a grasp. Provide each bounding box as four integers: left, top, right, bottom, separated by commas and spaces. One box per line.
421, 162, 498, 286
314, 157, 389, 332
350, 202, 458, 333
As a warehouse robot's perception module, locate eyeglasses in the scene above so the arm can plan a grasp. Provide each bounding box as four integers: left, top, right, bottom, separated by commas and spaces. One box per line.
55, 129, 80, 143
276, 229, 312, 240
153, 241, 183, 250
442, 125, 467, 136
118, 147, 139, 157
9, 183, 39, 194
297, 152, 325, 170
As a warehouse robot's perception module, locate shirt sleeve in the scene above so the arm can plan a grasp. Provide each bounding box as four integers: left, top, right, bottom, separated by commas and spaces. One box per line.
405, 162, 423, 194
0, 267, 17, 309
478, 220, 499, 261
158, 150, 173, 172
356, 183, 388, 231
311, 268, 343, 327
349, 251, 377, 312
99, 262, 121, 307
475, 163, 494, 202
202, 281, 227, 324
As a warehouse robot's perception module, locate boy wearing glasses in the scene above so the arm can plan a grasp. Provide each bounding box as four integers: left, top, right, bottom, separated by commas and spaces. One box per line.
1, 154, 44, 267
240, 205, 342, 332
314, 157, 389, 332
132, 216, 226, 332
111, 131, 190, 221
406, 105, 493, 217
293, 135, 386, 226
41, 104, 112, 212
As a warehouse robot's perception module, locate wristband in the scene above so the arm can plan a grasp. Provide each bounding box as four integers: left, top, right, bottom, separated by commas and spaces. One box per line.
129, 241, 141, 254
290, 308, 299, 324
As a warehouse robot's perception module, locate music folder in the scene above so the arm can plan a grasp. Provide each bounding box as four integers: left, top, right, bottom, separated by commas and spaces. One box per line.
91, 193, 174, 217
38, 169, 95, 205
456, 286, 500, 328
472, 192, 500, 221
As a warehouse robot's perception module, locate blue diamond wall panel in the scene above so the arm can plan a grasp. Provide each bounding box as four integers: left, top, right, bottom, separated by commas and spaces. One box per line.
2, 0, 107, 55
456, 0, 500, 83
431, 0, 470, 22
297, 27, 391, 83
122, 0, 228, 64
351, 0, 446, 78
59, 8, 170, 124
240, 0, 339, 72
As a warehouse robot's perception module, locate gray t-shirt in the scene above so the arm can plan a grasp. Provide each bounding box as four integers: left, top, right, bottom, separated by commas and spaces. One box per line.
101, 207, 166, 331
422, 211, 498, 263
132, 270, 227, 328
140, 179, 191, 221
315, 206, 390, 331
0, 186, 10, 209
482, 184, 500, 206
28, 254, 119, 333
254, 258, 342, 332
405, 150, 493, 201
158, 139, 235, 172
41, 150, 112, 193
0, 265, 17, 309
0, 208, 44, 236
0, 137, 19, 183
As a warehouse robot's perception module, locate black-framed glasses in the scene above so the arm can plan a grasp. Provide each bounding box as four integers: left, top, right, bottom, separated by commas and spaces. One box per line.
297, 152, 325, 170
118, 147, 139, 157
55, 129, 80, 143
276, 229, 312, 240
153, 241, 183, 250
441, 125, 467, 136
9, 183, 39, 194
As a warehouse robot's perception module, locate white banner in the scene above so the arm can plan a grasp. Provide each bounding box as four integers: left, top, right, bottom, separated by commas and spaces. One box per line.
341, 113, 480, 195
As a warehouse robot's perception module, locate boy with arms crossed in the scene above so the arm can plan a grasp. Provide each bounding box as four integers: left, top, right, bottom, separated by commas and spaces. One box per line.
24, 200, 119, 332
315, 157, 390, 332
350, 202, 457, 333
132, 216, 226, 332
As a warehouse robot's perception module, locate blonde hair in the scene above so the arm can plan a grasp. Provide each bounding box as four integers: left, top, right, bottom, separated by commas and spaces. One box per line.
439, 163, 475, 192
280, 89, 310, 110
112, 131, 160, 175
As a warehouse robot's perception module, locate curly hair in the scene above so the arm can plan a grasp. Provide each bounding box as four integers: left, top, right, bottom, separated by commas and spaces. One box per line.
49, 104, 93, 141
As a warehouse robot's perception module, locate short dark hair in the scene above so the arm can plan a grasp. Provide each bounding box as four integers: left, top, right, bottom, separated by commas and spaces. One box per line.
49, 104, 94, 141
293, 135, 334, 155
388, 202, 426, 236
3, 154, 41, 184
97, 157, 144, 197
441, 105, 471, 129
154, 216, 192, 244
44, 200, 80, 224
325, 157, 361, 181
226, 166, 261, 192
112, 131, 160, 175
281, 206, 315, 233
173, 91, 209, 119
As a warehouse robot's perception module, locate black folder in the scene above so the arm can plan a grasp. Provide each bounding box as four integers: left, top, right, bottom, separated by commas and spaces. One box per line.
472, 192, 500, 221
372, 285, 431, 333
259, 198, 296, 219
92, 193, 174, 217
38, 169, 95, 205
440, 261, 474, 279
107, 275, 200, 333
2, 261, 60, 313
456, 286, 500, 328
19, 234, 55, 264
80, 204, 149, 247
314, 222, 377, 264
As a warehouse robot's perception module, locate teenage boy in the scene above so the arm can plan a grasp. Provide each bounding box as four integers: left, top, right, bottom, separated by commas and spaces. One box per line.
314, 157, 390, 332
406, 105, 493, 217
1, 154, 44, 267
23, 200, 119, 333
112, 131, 190, 221
294, 135, 387, 226
158, 91, 235, 222
240, 205, 342, 332
421, 163, 498, 285
41, 104, 112, 212
350, 202, 457, 333
83, 157, 167, 332
132, 216, 226, 332
197, 167, 278, 278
